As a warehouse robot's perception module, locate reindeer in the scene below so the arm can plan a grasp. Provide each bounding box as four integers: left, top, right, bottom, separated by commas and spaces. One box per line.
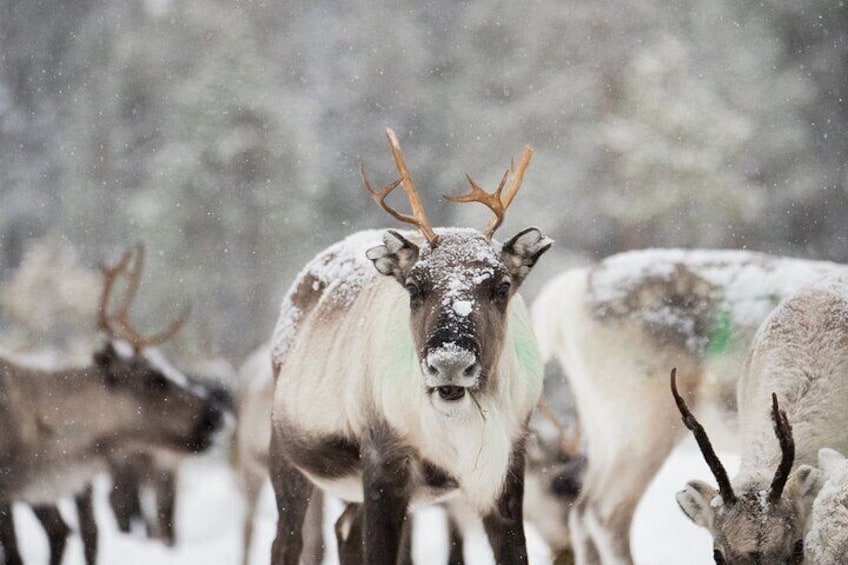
669, 275, 848, 562
0, 245, 229, 565
805, 447, 848, 564
530, 249, 848, 563
266, 128, 551, 565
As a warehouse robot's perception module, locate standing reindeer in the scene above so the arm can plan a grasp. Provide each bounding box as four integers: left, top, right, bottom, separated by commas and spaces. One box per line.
671, 275, 848, 563
267, 128, 551, 565
0, 245, 229, 565
531, 249, 847, 563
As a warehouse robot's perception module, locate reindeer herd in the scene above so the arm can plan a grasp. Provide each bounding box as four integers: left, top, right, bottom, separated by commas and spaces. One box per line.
3, 128, 848, 564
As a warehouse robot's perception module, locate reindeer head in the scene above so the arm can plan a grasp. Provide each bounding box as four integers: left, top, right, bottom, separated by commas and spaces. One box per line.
363, 128, 551, 417
671, 369, 821, 564
93, 246, 229, 454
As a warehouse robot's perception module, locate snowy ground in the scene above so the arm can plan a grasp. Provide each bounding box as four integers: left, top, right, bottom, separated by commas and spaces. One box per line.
10, 439, 737, 564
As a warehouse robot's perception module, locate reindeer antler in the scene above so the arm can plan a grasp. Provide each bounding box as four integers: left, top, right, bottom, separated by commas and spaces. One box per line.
671, 368, 737, 504
768, 393, 795, 503
361, 127, 439, 246
98, 245, 190, 351
445, 145, 533, 239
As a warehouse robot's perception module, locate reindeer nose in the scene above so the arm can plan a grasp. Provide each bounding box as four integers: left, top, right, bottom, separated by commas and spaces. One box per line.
424, 346, 480, 386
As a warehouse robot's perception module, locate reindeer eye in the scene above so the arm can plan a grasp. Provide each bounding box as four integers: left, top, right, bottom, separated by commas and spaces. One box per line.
494, 281, 511, 299
405, 283, 421, 299
148, 374, 168, 391
713, 549, 725, 564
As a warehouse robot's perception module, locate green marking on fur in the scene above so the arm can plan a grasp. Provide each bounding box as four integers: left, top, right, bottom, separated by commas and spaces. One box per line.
509, 303, 543, 381
706, 308, 733, 357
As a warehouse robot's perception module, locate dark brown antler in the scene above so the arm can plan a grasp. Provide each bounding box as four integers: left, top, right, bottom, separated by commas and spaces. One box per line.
98, 245, 190, 350
768, 393, 795, 503
445, 145, 533, 239
670, 368, 737, 504
361, 127, 439, 246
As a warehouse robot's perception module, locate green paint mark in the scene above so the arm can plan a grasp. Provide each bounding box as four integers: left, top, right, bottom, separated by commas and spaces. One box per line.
509, 303, 543, 381
706, 308, 733, 357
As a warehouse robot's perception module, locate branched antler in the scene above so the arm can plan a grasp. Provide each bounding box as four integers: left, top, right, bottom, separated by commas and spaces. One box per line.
670, 368, 737, 504
98, 245, 190, 351
361, 127, 439, 246
446, 145, 533, 239
768, 393, 795, 503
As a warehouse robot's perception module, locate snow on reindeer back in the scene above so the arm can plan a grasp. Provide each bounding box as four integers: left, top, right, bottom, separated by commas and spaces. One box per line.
270, 228, 503, 365
271, 230, 385, 364
586, 249, 844, 358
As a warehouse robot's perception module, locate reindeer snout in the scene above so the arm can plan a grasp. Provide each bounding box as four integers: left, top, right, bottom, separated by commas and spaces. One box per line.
423, 345, 480, 401
188, 402, 227, 452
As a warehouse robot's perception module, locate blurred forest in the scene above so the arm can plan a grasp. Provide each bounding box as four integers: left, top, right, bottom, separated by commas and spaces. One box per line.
0, 0, 846, 362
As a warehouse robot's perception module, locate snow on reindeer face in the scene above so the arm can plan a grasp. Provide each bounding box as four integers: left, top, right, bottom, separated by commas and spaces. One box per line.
367, 226, 551, 416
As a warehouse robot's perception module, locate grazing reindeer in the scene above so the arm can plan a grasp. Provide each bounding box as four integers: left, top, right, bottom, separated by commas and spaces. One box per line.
805, 448, 848, 564
670, 275, 848, 562
268, 128, 551, 565
0, 245, 228, 565
531, 249, 847, 563
672, 371, 816, 564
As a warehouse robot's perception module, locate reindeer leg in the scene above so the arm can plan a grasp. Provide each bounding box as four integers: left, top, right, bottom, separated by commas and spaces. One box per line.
334, 502, 363, 565
33, 504, 70, 565
0, 503, 22, 565
361, 424, 412, 565
398, 511, 413, 565
446, 508, 465, 565
269, 428, 314, 565
75, 484, 98, 565
301, 489, 325, 565
109, 459, 142, 534
240, 464, 265, 565
482, 442, 528, 565
153, 468, 177, 546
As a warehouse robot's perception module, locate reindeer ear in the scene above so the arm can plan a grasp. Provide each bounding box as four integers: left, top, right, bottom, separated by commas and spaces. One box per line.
818, 448, 848, 480
787, 464, 823, 506
676, 480, 719, 529
366, 230, 419, 282
501, 227, 552, 284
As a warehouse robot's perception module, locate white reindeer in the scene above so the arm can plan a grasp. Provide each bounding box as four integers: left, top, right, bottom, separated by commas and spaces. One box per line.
267, 128, 551, 565
670, 274, 848, 562
530, 249, 846, 564
806, 447, 848, 564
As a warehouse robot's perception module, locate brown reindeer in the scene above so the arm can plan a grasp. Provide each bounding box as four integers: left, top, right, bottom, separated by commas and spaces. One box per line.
268, 128, 551, 565
0, 245, 229, 565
